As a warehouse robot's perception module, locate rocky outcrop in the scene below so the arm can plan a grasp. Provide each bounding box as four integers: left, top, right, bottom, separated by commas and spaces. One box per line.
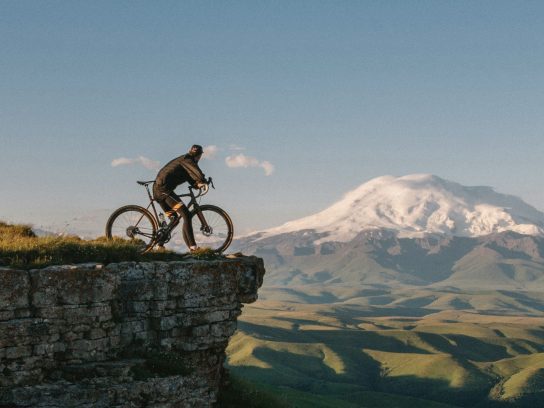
0, 257, 265, 407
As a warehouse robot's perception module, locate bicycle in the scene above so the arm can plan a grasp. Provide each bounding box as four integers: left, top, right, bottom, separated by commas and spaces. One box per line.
105, 178, 233, 253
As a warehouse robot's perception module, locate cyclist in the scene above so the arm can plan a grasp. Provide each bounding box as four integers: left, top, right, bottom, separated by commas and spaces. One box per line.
153, 144, 208, 251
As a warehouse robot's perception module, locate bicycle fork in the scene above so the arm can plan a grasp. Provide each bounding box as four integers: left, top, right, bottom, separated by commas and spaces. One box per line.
194, 208, 212, 235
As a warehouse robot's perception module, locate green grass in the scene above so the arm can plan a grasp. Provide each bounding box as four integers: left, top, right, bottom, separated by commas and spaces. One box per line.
274, 387, 457, 408
222, 371, 457, 408
190, 247, 221, 260
0, 221, 188, 269
217, 373, 452, 408
226, 298, 544, 407
217, 374, 290, 408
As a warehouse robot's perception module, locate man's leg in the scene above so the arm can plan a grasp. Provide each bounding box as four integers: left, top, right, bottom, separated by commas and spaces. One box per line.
153, 187, 173, 221
161, 193, 198, 250
157, 200, 173, 248
153, 188, 176, 248
170, 202, 197, 248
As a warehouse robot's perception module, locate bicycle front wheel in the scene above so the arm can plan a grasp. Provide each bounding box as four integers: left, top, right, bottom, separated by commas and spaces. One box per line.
189, 205, 233, 253
105, 205, 158, 253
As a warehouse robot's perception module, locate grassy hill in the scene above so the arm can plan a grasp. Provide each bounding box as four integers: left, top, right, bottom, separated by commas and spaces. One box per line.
485, 353, 544, 403
228, 227, 544, 405
227, 297, 544, 407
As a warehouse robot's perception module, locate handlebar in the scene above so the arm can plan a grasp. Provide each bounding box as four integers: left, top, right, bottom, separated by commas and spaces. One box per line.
188, 177, 215, 198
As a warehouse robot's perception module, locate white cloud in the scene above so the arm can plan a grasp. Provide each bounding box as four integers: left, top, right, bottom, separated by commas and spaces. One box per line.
225, 153, 275, 176
229, 144, 246, 151
225, 154, 260, 168
202, 145, 219, 160
111, 156, 160, 171
260, 161, 275, 176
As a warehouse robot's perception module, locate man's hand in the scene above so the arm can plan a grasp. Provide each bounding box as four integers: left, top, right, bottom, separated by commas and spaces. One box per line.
196, 181, 209, 193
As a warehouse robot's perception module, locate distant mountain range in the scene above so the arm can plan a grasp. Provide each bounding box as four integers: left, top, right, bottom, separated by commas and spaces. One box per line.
233, 175, 544, 290
254, 174, 544, 241
29, 209, 113, 239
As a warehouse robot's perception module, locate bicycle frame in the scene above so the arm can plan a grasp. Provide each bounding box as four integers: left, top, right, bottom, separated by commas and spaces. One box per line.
141, 183, 161, 221
140, 181, 208, 227
107, 177, 231, 253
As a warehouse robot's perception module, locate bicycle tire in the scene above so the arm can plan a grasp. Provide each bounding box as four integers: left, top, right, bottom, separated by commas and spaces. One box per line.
186, 205, 234, 253
105, 205, 158, 253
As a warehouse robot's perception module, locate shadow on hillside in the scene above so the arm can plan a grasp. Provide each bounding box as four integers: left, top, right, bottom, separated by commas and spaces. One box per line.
237, 321, 431, 354
415, 332, 515, 362
318, 305, 439, 325
229, 361, 502, 407
233, 321, 544, 407
377, 374, 492, 407
371, 237, 476, 284
270, 316, 341, 331
486, 243, 533, 261
267, 287, 341, 304
393, 295, 439, 308
497, 290, 544, 313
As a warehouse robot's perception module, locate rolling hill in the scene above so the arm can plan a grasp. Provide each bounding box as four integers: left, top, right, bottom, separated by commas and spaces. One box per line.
226, 175, 544, 406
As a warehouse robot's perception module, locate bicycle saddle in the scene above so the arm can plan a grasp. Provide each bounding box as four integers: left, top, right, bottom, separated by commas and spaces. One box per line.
137, 180, 155, 185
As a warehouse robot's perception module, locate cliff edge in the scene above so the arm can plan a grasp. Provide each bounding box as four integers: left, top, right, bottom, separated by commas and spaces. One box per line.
0, 256, 265, 407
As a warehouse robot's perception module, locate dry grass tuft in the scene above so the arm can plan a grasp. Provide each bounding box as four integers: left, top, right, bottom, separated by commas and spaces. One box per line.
190, 247, 219, 260
0, 221, 187, 269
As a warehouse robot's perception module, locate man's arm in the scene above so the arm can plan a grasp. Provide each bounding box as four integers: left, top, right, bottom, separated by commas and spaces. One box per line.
180, 156, 206, 185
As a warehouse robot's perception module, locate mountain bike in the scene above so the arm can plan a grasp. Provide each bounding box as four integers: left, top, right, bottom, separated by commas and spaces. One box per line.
105, 178, 233, 253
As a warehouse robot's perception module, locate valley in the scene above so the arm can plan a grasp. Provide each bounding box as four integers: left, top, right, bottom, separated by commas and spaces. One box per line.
227, 295, 544, 407
226, 175, 544, 406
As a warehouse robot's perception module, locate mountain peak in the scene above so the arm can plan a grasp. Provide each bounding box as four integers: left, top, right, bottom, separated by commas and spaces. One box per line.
259, 174, 544, 242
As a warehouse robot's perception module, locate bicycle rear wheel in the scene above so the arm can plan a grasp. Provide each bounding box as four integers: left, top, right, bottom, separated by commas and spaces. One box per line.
105, 205, 158, 253
189, 205, 233, 253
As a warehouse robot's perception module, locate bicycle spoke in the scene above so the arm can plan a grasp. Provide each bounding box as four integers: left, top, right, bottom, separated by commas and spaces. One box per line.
190, 206, 233, 252
106, 206, 158, 252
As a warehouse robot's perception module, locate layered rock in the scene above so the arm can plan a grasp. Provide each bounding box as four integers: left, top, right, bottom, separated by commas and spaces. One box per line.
0, 257, 264, 407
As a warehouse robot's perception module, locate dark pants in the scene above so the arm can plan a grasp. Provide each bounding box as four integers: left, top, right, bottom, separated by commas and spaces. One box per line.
153, 184, 196, 247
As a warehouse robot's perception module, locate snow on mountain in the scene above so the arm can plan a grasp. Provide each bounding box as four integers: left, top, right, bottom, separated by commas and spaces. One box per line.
257, 174, 544, 242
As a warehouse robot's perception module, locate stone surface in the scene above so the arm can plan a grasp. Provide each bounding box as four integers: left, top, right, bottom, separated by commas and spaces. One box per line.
0, 256, 264, 407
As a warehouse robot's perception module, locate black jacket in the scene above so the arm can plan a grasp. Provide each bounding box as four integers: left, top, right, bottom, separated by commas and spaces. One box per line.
154, 154, 206, 192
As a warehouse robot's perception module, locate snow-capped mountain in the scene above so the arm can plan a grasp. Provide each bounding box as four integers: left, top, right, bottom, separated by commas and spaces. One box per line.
256, 174, 544, 242
232, 175, 544, 289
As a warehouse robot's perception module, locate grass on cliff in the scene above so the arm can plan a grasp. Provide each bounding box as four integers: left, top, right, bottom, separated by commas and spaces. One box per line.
0, 221, 188, 269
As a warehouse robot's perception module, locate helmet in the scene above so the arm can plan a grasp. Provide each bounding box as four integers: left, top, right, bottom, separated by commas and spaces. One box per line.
189, 144, 203, 156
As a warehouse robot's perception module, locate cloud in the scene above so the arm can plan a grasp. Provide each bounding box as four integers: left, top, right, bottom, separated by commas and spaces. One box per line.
202, 145, 219, 160
111, 156, 160, 171
229, 144, 246, 151
260, 161, 275, 176
225, 154, 260, 168
225, 153, 275, 176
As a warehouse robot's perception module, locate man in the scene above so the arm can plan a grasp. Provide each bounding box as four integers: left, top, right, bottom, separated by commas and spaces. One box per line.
153, 144, 208, 252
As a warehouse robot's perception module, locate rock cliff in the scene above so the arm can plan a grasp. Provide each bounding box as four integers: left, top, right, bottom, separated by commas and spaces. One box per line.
0, 256, 265, 407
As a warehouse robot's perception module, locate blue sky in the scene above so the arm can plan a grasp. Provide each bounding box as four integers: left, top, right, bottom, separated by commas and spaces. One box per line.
1, 1, 544, 235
